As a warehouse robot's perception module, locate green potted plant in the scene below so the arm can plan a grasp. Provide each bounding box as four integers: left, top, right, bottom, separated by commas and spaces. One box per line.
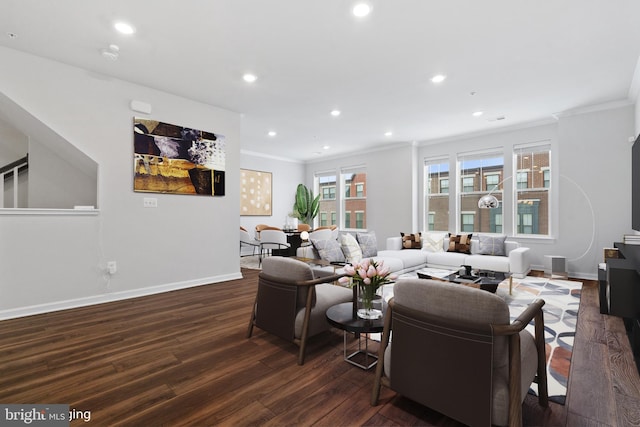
292, 183, 320, 226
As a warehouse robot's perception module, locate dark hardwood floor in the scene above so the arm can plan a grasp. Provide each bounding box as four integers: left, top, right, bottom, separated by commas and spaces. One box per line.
0, 269, 639, 426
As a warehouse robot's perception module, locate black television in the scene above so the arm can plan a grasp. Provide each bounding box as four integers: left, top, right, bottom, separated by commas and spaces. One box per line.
634, 133, 640, 232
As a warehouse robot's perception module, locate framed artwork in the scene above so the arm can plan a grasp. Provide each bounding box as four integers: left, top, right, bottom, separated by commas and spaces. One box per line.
240, 169, 272, 216
133, 117, 225, 196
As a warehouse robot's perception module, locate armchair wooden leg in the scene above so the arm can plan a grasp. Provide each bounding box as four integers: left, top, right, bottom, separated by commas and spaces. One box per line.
297, 288, 315, 365
371, 305, 393, 406
246, 300, 257, 338
535, 310, 549, 407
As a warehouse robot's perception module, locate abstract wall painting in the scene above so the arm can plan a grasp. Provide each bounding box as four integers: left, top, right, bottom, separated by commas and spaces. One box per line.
133, 118, 225, 196
240, 169, 272, 216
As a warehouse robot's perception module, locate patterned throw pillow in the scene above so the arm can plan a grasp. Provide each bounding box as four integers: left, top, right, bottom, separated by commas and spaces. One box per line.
401, 232, 422, 249
447, 233, 473, 254
340, 233, 363, 263
477, 234, 507, 256
356, 231, 378, 258
422, 232, 447, 253
310, 238, 345, 262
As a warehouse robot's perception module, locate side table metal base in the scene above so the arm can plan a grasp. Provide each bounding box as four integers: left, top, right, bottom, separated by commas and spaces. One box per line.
343, 331, 378, 370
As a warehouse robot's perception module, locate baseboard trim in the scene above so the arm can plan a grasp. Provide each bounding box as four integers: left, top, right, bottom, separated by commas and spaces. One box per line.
0, 272, 243, 321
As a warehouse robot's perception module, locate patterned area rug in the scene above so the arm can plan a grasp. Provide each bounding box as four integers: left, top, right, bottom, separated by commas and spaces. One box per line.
394, 273, 582, 404
495, 276, 582, 405
240, 255, 261, 270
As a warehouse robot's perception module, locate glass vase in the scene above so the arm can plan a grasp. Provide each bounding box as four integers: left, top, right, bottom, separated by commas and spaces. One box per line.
357, 285, 383, 319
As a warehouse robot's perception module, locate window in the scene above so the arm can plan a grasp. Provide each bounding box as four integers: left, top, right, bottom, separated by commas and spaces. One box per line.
514, 144, 550, 236
331, 212, 337, 225
485, 173, 499, 190
322, 186, 336, 200
316, 173, 337, 229
342, 168, 366, 229
461, 212, 475, 232
492, 213, 503, 233
319, 212, 328, 226
516, 172, 529, 189
543, 169, 550, 188
424, 158, 449, 231
439, 178, 449, 194
458, 151, 504, 233
355, 211, 365, 229
517, 212, 534, 234
462, 176, 475, 192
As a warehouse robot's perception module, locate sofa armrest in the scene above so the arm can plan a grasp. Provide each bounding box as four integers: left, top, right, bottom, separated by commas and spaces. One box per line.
387, 236, 403, 251
509, 247, 531, 278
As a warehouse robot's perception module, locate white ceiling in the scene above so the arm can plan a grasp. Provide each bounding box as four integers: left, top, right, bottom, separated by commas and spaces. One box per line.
2, 0, 640, 162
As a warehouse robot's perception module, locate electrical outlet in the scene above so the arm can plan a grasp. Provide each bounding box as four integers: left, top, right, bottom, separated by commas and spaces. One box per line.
143, 197, 158, 208
107, 261, 117, 274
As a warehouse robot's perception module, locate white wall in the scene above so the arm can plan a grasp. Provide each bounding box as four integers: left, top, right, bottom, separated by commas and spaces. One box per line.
555, 105, 635, 277
303, 104, 634, 280
239, 151, 304, 237
0, 47, 242, 319
0, 118, 27, 164
28, 138, 97, 209
304, 144, 414, 249
0, 120, 28, 208
418, 106, 634, 279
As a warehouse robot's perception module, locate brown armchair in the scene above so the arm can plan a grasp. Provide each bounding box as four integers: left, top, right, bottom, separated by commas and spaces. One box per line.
247, 257, 353, 365
371, 279, 548, 427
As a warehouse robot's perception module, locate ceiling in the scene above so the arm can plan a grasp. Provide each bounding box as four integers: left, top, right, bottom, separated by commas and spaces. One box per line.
2, 1, 640, 162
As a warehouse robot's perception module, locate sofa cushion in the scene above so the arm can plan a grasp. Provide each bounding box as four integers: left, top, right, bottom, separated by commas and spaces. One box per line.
401, 232, 422, 249
377, 249, 427, 270
465, 254, 510, 273
369, 255, 405, 273
477, 234, 507, 256
426, 251, 468, 268
447, 233, 472, 254
310, 238, 345, 263
340, 233, 363, 263
422, 232, 447, 253
357, 231, 378, 257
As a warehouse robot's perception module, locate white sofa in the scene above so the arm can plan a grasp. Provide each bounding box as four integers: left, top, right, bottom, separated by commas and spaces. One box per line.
382, 234, 531, 278
296, 231, 531, 279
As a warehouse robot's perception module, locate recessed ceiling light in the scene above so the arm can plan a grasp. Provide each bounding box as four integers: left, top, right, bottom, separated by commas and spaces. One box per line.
384, 131, 393, 137
243, 73, 257, 83
114, 22, 135, 35
323, 145, 331, 150
330, 110, 341, 117
431, 74, 446, 84
352, 3, 371, 17
472, 111, 483, 117
268, 131, 277, 137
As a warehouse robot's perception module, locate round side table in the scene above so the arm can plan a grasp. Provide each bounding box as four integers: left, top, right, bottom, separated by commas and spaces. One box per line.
326, 302, 385, 370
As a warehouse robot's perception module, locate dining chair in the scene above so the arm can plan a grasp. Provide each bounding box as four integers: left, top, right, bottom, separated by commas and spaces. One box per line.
258, 229, 290, 266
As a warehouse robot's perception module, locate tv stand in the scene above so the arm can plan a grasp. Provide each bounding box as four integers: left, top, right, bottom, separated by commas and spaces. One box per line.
602, 242, 640, 369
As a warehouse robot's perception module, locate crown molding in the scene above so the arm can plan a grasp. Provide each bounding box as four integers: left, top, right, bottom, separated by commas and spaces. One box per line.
240, 149, 302, 164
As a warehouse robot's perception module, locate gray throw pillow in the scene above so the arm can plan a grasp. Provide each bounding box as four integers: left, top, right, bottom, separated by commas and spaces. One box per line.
477, 234, 507, 256
310, 238, 345, 262
356, 231, 378, 257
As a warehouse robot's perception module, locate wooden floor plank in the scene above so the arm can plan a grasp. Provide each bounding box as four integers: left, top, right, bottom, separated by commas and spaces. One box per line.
0, 269, 637, 426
